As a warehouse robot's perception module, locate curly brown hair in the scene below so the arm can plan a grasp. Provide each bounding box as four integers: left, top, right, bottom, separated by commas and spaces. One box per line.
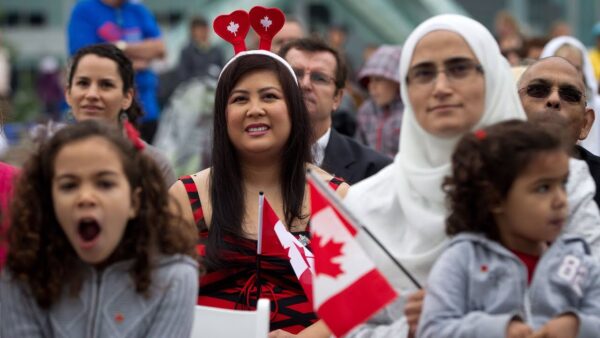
444, 119, 568, 240
6, 120, 197, 309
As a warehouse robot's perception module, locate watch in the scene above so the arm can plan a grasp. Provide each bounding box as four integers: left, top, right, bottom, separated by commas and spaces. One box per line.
115, 40, 128, 51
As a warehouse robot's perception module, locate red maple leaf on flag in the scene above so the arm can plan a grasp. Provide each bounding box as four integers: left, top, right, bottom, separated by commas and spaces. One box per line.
313, 232, 344, 278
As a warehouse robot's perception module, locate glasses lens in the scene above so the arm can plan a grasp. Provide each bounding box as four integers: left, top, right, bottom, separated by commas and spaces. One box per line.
407, 66, 436, 84
310, 72, 331, 85
526, 84, 551, 98
446, 61, 476, 80
559, 87, 583, 103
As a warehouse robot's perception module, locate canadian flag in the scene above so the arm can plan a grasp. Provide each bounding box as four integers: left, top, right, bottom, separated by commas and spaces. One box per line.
259, 196, 314, 305
308, 177, 398, 337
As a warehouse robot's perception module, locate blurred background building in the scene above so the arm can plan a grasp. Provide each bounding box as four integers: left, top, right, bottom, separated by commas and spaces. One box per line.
1, 0, 599, 65
0, 0, 599, 163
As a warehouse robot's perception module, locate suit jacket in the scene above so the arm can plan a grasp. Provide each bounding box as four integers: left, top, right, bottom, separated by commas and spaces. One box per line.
321, 129, 392, 184
576, 144, 600, 208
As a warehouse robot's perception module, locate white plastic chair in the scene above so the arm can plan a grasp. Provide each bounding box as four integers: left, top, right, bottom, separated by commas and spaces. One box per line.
190, 298, 270, 338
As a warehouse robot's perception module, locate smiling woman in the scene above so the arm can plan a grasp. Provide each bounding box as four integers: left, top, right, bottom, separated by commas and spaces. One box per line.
64, 44, 176, 186
225, 70, 291, 159
169, 51, 348, 337
67, 44, 139, 126
67, 54, 133, 123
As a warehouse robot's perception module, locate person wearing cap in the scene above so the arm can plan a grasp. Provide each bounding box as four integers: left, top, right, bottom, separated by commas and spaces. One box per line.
356, 45, 404, 157
589, 22, 600, 86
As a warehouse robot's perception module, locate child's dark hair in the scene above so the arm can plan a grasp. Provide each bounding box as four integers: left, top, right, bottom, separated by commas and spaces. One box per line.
7, 120, 196, 309
444, 119, 569, 240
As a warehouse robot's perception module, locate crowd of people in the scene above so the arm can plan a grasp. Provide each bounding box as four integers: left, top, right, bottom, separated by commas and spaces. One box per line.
2, 1, 600, 337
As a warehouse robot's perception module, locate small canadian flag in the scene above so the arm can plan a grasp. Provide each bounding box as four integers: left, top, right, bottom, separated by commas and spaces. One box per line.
259, 196, 314, 305
308, 176, 398, 337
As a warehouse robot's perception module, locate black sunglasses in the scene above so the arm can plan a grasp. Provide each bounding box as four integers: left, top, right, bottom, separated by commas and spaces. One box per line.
520, 83, 584, 104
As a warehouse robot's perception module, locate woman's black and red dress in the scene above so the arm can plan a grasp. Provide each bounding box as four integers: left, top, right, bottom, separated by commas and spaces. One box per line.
179, 175, 344, 334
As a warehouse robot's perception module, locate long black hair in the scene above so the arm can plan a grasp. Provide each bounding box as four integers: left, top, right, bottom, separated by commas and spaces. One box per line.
206, 54, 312, 269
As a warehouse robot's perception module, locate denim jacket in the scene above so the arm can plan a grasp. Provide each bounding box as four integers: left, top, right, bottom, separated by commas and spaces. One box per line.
417, 232, 600, 338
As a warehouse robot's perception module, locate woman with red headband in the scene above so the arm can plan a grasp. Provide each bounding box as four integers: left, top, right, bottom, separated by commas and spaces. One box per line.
169, 7, 348, 337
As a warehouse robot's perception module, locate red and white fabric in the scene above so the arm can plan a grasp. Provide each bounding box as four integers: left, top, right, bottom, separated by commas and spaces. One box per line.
260, 197, 314, 305
308, 178, 397, 337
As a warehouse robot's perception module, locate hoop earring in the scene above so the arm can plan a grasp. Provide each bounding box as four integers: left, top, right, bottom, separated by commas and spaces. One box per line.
119, 110, 129, 125
65, 110, 76, 123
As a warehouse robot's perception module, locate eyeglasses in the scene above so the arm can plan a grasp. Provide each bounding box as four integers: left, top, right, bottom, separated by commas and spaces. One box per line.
501, 48, 521, 58
406, 59, 484, 86
292, 68, 336, 86
519, 83, 584, 104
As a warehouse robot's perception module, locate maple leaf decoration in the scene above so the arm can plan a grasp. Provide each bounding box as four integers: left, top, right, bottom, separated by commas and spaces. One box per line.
313, 232, 344, 278
227, 21, 239, 36
260, 16, 272, 30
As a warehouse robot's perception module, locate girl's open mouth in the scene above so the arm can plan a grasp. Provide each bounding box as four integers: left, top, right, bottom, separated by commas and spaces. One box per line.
78, 218, 101, 243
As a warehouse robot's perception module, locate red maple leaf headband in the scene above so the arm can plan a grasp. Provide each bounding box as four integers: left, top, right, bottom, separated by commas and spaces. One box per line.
213, 6, 297, 82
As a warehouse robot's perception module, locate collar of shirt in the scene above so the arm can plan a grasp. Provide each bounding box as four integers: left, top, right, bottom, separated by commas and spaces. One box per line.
312, 128, 331, 167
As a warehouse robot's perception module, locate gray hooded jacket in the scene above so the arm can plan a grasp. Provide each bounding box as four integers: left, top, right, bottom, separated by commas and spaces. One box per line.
0, 254, 198, 338
417, 233, 600, 338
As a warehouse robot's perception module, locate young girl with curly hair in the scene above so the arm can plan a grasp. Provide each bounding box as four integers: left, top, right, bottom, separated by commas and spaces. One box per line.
0, 120, 198, 337
418, 119, 600, 338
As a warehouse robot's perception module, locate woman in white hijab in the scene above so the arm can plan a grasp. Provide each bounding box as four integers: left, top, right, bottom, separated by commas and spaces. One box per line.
540, 36, 600, 156
345, 14, 600, 338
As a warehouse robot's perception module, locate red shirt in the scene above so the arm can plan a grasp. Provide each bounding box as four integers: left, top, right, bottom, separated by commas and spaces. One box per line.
511, 249, 541, 285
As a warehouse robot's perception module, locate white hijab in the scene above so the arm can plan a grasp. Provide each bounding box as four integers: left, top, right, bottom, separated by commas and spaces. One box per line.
540, 36, 600, 156
345, 14, 526, 290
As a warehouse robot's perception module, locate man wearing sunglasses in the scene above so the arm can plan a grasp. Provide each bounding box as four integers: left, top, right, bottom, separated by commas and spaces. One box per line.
519, 56, 600, 208
280, 38, 391, 184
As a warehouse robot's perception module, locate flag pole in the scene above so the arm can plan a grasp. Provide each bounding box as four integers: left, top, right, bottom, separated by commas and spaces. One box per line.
307, 170, 422, 289
256, 191, 264, 301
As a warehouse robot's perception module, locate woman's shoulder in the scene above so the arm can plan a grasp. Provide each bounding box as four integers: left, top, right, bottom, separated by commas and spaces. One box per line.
106, 255, 198, 282
141, 143, 177, 186
307, 164, 349, 197
169, 168, 212, 226
153, 254, 199, 275
171, 168, 210, 193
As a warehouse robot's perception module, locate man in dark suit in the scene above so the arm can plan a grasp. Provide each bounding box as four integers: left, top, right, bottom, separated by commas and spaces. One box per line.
280, 38, 392, 184
519, 56, 600, 207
